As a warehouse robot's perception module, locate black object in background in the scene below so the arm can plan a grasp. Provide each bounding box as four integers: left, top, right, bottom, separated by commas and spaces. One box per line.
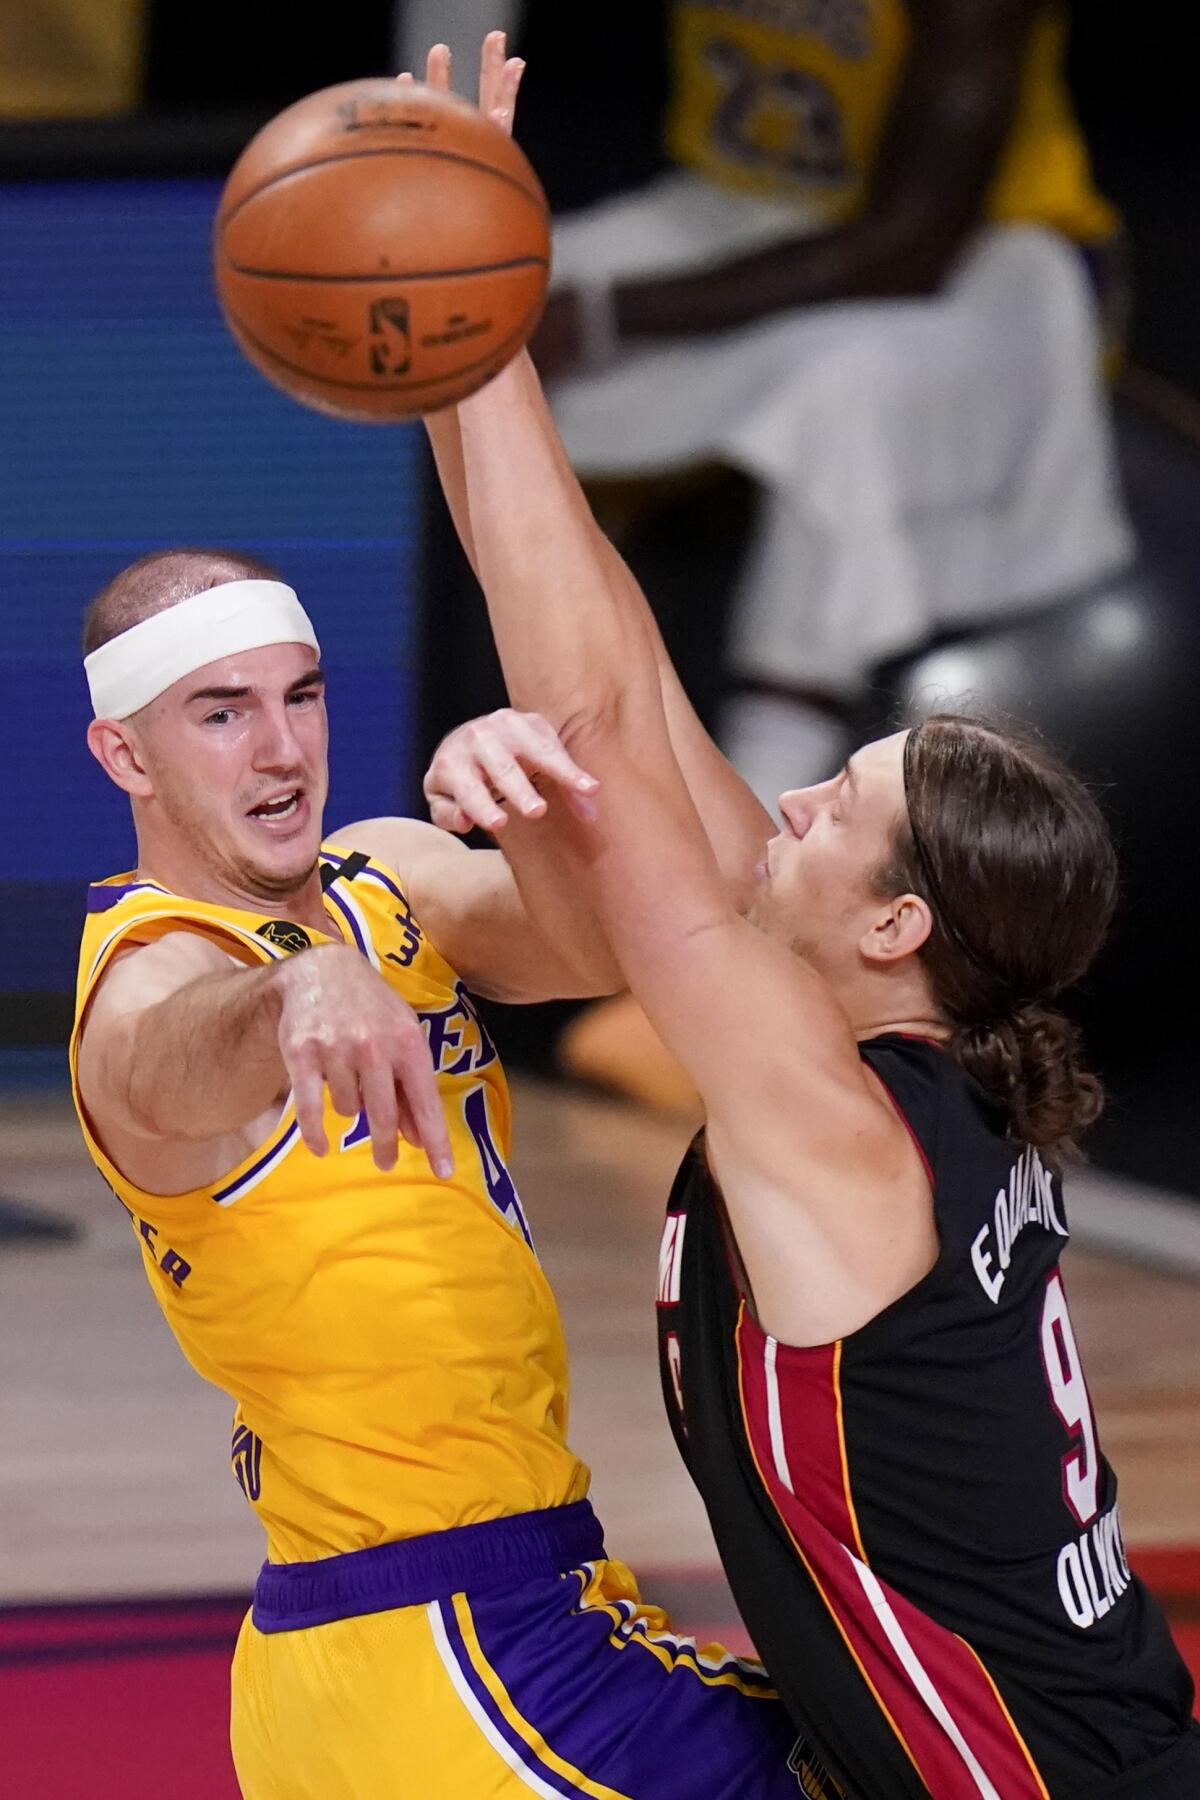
143, 2, 395, 111
1068, 0, 1200, 397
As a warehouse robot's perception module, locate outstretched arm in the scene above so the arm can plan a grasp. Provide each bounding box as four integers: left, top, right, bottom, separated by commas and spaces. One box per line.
455, 352, 932, 1341
421, 34, 774, 912
77, 932, 453, 1178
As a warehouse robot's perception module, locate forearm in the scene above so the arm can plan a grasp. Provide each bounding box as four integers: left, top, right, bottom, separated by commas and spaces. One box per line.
457, 356, 654, 732
121, 961, 288, 1140
425, 409, 479, 576
612, 214, 954, 340
494, 820, 624, 998
435, 363, 771, 898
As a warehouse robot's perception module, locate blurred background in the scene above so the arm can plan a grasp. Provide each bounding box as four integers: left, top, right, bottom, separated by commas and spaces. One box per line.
1, 3, 1196, 1795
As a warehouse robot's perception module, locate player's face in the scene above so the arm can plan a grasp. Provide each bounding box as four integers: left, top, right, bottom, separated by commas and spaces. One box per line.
749, 731, 909, 977
135, 643, 329, 900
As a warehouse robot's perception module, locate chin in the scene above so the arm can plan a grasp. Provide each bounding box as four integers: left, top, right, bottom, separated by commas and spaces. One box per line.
235, 843, 320, 901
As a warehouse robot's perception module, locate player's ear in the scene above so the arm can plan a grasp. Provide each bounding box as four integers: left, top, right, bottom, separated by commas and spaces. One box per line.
87, 718, 154, 798
859, 891, 932, 967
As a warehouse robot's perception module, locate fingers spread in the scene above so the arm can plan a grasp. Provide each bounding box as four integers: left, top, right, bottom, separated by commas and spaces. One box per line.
427, 796, 474, 835
323, 1052, 361, 1122
358, 1058, 401, 1172
393, 1035, 454, 1180
430, 761, 508, 832
473, 732, 547, 818
290, 1063, 329, 1158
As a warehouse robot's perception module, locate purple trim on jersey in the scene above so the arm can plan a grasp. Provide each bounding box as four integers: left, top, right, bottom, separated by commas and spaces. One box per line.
86, 880, 166, 913
359, 864, 405, 901
323, 883, 370, 958
212, 1118, 300, 1205
250, 1502, 605, 1633
321, 847, 405, 903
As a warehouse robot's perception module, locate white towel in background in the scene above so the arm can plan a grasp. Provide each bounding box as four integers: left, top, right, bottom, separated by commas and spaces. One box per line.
548, 170, 1133, 699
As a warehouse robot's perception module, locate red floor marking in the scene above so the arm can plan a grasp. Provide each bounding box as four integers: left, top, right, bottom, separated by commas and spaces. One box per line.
2, 1552, 1197, 1799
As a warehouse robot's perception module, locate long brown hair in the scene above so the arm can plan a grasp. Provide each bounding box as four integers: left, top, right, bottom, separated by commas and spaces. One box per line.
873, 714, 1118, 1166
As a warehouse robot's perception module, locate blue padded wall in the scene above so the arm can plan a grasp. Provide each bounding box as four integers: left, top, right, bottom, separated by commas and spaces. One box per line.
0, 179, 424, 1000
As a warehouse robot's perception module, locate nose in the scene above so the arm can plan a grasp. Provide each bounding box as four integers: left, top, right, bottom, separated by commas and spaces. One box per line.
778, 789, 814, 837
252, 700, 305, 772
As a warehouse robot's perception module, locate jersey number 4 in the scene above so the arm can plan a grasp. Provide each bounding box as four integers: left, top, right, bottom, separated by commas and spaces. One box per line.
463, 1085, 535, 1254
1040, 1272, 1101, 1526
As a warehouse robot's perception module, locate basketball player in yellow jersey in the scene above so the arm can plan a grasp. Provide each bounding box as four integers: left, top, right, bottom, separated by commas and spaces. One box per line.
69, 41, 811, 1799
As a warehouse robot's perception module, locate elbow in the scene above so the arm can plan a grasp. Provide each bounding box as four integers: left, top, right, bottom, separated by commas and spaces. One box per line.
555, 691, 629, 767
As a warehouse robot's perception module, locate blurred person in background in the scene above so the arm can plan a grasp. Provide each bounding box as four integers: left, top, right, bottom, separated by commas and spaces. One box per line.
0, 0, 144, 119
416, 0, 1130, 1102
529, 0, 1129, 801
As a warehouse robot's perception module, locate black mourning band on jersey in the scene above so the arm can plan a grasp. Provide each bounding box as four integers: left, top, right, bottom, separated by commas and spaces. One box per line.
900, 724, 1011, 1000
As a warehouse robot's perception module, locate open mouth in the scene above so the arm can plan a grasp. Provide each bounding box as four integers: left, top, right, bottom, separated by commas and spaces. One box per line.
249, 788, 303, 823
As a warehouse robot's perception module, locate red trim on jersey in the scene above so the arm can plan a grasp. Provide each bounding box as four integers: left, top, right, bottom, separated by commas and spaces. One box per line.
736, 1306, 1050, 1800
867, 1060, 936, 1191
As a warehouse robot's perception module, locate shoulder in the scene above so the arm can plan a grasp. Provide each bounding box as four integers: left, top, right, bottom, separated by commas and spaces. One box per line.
86, 930, 242, 1020
333, 816, 473, 889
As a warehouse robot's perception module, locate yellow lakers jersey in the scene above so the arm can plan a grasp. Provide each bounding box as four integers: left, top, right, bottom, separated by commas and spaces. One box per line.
668, 0, 1118, 243
70, 844, 590, 1563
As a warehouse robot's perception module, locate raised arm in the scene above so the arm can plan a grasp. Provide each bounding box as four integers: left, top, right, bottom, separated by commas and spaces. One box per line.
419, 34, 774, 912
454, 353, 936, 1338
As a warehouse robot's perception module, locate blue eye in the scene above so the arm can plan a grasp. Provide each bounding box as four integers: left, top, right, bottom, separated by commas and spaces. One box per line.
204, 709, 233, 726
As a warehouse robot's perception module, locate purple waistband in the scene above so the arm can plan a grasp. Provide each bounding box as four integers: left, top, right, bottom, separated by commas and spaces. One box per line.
251, 1500, 605, 1634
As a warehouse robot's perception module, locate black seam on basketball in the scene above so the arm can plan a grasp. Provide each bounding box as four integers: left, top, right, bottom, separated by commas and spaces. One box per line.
218, 147, 549, 237
222, 253, 548, 284
224, 305, 535, 394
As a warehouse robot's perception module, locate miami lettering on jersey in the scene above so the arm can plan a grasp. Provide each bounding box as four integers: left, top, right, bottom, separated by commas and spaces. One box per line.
70, 842, 590, 1563
668, 1, 1118, 242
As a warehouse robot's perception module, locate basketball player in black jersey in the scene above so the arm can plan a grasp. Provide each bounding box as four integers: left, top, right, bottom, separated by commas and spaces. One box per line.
417, 141, 1200, 1799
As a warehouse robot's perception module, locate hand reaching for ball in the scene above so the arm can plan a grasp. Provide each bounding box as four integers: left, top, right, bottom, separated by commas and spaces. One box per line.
397, 30, 525, 138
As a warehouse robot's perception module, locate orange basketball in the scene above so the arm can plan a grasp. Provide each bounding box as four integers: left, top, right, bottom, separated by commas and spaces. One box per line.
214, 79, 550, 421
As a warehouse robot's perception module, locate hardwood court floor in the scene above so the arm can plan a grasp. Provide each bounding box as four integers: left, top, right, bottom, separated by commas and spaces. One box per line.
0, 1079, 1197, 1606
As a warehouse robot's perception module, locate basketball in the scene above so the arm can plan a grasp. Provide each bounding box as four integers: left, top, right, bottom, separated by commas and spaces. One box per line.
214, 79, 550, 421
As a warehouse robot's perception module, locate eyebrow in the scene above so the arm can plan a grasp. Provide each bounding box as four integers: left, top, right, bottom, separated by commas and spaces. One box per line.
186, 668, 325, 705
842, 758, 860, 794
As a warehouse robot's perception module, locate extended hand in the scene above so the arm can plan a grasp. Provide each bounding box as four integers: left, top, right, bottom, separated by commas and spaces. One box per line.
397, 29, 524, 136
275, 943, 454, 1178
424, 709, 599, 835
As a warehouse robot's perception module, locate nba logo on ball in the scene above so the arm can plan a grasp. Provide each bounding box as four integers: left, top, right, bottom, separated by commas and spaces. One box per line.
214, 79, 550, 421
369, 299, 412, 377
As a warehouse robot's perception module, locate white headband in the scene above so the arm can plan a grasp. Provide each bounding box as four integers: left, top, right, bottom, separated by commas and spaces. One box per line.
85, 580, 321, 719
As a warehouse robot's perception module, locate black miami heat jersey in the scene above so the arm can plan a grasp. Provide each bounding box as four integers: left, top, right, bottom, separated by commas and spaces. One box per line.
656, 1034, 1199, 1799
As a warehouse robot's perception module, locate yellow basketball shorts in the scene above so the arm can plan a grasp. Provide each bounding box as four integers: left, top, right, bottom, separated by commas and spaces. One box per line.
231, 1501, 811, 1798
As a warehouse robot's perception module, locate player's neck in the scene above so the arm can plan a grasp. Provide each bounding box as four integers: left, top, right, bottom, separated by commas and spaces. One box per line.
841, 966, 949, 1045
132, 839, 328, 929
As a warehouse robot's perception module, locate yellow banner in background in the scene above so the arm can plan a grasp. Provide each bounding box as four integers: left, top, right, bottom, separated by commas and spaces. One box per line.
0, 0, 145, 120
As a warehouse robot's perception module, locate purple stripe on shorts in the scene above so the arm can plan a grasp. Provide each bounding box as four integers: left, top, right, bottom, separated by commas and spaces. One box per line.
436, 1596, 589, 1798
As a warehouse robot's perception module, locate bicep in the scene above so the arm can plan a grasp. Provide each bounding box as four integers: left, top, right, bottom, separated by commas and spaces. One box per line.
343, 816, 619, 1003
76, 933, 238, 1127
